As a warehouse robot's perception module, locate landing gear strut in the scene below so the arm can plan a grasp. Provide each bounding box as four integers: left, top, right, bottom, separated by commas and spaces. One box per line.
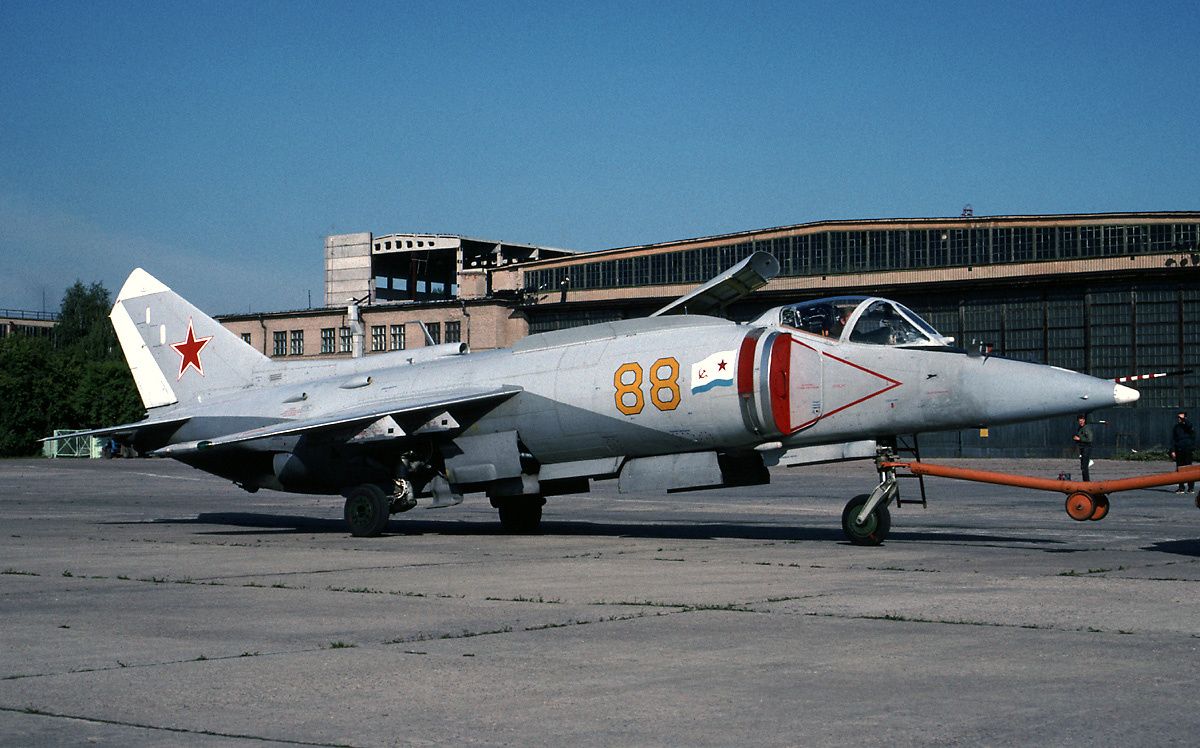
389, 478, 417, 514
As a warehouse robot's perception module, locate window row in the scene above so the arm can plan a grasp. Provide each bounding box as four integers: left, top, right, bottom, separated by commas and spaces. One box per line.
375, 238, 435, 251
525, 223, 1200, 293
269, 322, 460, 356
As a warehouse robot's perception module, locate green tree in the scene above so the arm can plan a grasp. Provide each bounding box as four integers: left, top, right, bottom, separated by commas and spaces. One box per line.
0, 336, 64, 455
61, 350, 142, 428
55, 281, 118, 359
0, 281, 143, 456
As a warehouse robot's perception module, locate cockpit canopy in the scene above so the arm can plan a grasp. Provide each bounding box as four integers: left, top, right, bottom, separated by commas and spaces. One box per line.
769, 296, 951, 347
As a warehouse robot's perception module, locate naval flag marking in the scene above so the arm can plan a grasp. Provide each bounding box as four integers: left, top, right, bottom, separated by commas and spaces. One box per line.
691, 350, 736, 394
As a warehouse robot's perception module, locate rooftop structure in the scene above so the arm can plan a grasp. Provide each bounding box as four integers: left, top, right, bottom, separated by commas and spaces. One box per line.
324, 232, 575, 307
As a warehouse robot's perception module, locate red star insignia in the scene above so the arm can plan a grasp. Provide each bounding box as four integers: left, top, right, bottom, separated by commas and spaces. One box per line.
717, 359, 727, 371
171, 319, 212, 380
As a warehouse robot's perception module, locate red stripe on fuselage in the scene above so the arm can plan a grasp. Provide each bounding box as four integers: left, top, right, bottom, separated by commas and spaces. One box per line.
737, 335, 757, 395
768, 333, 792, 434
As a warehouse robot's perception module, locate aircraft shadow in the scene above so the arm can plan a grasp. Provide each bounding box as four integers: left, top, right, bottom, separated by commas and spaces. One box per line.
140, 512, 1057, 546
1143, 538, 1200, 557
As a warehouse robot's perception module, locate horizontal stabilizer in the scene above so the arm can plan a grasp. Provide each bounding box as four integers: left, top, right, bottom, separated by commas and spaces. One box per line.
40, 416, 191, 443
651, 251, 779, 317
152, 385, 522, 454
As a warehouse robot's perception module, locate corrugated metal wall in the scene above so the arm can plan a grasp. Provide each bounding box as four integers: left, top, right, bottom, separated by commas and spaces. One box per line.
920, 408, 1188, 460
903, 281, 1198, 412
906, 280, 1198, 458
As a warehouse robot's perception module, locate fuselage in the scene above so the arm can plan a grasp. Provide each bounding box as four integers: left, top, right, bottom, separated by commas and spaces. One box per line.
90, 265, 1141, 541
152, 309, 1130, 494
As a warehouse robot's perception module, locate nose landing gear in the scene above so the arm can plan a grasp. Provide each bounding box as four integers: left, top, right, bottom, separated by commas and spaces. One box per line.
842, 493, 892, 546
841, 463, 900, 546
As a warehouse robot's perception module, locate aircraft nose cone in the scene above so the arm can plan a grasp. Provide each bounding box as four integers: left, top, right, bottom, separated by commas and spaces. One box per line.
1114, 383, 1140, 405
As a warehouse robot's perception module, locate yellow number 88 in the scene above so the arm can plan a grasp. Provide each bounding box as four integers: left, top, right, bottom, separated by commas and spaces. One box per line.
613, 358, 679, 414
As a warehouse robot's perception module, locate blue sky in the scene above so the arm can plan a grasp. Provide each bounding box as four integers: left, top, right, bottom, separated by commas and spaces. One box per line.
2, 1, 1197, 314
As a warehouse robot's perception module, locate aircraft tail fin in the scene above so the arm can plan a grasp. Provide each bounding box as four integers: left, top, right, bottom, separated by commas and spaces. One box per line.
110, 268, 270, 408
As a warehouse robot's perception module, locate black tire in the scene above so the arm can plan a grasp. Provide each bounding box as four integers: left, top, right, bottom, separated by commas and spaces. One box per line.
496, 496, 544, 534
841, 493, 891, 546
344, 484, 391, 537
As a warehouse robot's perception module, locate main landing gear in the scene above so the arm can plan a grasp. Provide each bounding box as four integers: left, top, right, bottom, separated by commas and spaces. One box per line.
344, 484, 390, 537
343, 479, 418, 537
491, 495, 545, 533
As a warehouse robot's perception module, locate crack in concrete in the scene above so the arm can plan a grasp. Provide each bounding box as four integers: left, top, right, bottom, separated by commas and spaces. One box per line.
1, 648, 324, 683
0, 704, 354, 746
803, 610, 1150, 635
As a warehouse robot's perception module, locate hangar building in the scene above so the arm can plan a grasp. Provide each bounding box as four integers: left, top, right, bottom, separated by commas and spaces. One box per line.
218, 211, 1200, 457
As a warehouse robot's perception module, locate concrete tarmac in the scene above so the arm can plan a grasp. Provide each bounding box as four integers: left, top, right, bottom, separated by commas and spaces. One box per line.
1, 456, 1198, 746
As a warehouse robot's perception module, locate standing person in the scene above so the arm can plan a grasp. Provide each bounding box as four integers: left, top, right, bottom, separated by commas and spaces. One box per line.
1170, 411, 1196, 493
1072, 415, 1093, 482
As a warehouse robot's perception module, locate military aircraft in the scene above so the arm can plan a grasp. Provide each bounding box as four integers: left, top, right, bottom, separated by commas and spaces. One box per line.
49, 253, 1138, 544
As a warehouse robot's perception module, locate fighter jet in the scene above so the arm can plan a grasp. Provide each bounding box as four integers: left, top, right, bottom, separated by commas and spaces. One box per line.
51, 253, 1138, 544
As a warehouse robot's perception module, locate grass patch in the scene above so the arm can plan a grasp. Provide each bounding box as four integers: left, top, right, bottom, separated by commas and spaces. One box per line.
327, 641, 356, 649
590, 599, 685, 608
867, 566, 940, 573
326, 585, 383, 594
1060, 567, 1119, 577
441, 626, 512, 640
387, 626, 514, 645
485, 595, 561, 604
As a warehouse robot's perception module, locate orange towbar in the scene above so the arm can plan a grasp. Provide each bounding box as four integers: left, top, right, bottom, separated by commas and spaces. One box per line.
879, 461, 1200, 522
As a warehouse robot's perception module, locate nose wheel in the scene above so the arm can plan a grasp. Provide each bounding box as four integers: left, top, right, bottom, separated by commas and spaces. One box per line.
842, 493, 892, 546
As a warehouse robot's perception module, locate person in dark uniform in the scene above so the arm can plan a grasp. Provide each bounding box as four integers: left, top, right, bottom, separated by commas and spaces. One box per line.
1170, 411, 1196, 494
1072, 415, 1093, 482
